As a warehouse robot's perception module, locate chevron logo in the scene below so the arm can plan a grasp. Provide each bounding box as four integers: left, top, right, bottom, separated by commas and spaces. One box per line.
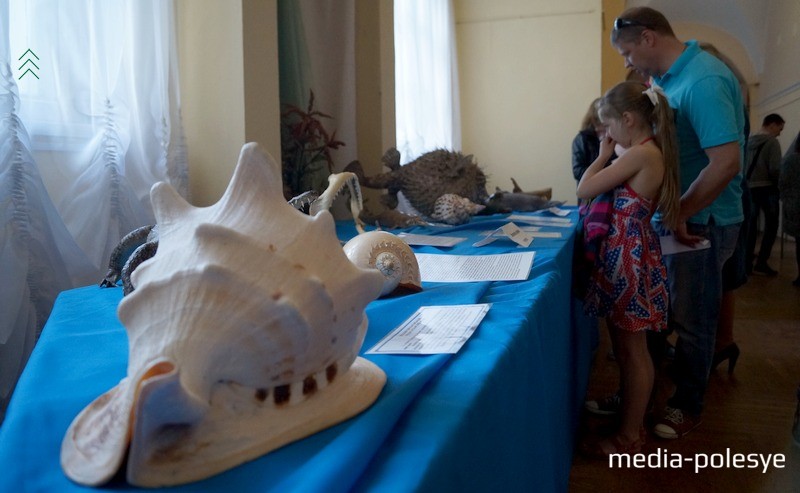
18, 49, 40, 80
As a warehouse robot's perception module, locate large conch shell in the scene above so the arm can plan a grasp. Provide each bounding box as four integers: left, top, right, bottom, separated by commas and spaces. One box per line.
60, 143, 387, 487
343, 231, 422, 297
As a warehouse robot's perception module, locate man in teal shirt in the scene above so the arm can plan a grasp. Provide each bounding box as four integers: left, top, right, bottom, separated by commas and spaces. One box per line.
611, 7, 745, 439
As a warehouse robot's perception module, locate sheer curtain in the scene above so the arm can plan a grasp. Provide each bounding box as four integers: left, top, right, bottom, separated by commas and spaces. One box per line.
394, 0, 461, 164
1, 0, 186, 423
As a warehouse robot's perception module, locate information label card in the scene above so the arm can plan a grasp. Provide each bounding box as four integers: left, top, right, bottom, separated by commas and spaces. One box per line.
366, 304, 491, 355
415, 252, 535, 282
472, 222, 534, 248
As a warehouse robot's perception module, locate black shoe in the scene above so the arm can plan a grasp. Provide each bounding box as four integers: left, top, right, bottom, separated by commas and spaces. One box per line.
793, 278, 800, 287
712, 343, 740, 375
753, 262, 778, 276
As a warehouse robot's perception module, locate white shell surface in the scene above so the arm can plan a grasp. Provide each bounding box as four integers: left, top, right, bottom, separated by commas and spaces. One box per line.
60, 143, 387, 487
343, 231, 422, 296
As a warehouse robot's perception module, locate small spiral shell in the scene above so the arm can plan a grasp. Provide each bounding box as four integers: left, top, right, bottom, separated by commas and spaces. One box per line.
343, 231, 422, 297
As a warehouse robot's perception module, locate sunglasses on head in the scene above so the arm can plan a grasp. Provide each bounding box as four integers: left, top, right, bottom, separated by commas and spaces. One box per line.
613, 18, 648, 31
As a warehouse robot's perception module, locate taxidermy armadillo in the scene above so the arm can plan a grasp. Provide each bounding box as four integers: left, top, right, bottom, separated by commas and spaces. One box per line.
345, 148, 489, 225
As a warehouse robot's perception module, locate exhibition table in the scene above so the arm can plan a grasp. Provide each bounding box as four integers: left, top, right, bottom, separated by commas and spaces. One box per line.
0, 210, 594, 492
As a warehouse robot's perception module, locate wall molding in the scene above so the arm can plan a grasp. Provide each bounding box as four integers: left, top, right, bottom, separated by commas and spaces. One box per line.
753, 81, 800, 112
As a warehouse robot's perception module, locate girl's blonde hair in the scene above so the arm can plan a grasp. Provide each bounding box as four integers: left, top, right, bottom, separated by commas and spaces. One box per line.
598, 81, 681, 228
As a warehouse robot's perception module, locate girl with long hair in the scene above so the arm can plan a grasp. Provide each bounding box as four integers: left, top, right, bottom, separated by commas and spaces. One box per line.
577, 80, 680, 455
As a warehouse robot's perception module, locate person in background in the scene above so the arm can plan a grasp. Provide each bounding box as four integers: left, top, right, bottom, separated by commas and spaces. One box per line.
779, 130, 800, 287
578, 81, 680, 456
571, 99, 613, 183
745, 113, 785, 276
571, 99, 609, 373
611, 6, 745, 440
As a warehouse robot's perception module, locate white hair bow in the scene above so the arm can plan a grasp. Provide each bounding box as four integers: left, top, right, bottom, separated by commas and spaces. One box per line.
642, 84, 666, 106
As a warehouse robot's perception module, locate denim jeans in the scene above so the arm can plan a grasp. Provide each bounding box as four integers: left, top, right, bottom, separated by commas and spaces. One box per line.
747, 185, 780, 266
665, 221, 741, 415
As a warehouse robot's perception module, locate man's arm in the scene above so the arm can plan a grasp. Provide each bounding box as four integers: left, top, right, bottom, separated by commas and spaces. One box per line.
678, 141, 740, 221
673, 141, 740, 245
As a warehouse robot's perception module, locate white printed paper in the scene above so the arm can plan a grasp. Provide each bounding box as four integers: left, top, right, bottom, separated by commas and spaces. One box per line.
659, 235, 711, 255
415, 252, 535, 282
395, 232, 467, 247
366, 304, 491, 355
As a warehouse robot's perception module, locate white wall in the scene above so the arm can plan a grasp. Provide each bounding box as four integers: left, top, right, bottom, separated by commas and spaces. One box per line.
455, 0, 602, 204
662, 0, 800, 151
177, 0, 281, 207
672, 22, 757, 84
751, 0, 800, 152
177, 0, 246, 206
243, 1, 282, 163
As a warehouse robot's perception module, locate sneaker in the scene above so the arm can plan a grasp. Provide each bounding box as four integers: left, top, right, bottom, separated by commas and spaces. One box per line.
653, 406, 702, 439
753, 262, 778, 276
585, 392, 621, 416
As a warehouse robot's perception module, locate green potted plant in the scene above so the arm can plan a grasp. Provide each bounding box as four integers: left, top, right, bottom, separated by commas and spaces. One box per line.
280, 90, 345, 200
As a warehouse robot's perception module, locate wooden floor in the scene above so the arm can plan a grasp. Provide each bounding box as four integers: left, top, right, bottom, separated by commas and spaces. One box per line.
569, 238, 800, 493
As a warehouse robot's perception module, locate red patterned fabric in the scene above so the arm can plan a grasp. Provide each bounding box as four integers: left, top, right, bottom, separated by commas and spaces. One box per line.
584, 183, 669, 332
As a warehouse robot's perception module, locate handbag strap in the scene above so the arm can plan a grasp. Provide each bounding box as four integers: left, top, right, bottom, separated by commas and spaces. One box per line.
746, 141, 768, 180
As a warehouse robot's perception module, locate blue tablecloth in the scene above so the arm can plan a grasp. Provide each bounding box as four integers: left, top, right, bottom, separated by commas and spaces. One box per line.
0, 210, 594, 492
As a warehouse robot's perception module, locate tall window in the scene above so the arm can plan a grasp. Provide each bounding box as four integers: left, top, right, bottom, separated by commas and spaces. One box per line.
1, 0, 186, 423
9, 0, 187, 269
394, 0, 461, 164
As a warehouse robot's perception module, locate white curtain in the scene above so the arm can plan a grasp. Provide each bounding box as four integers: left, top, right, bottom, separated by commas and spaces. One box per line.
1, 0, 186, 423
394, 0, 461, 164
